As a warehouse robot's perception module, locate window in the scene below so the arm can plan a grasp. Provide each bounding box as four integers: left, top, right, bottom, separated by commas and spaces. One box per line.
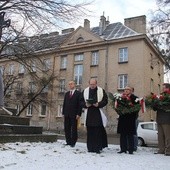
42, 85, 48, 93
16, 105, 20, 115
40, 103, 47, 116
157, 62, 160, 75
43, 59, 51, 71
8, 64, 14, 75
76, 37, 84, 43
26, 104, 33, 116
91, 51, 99, 66
158, 84, 161, 94
59, 79, 65, 93
6, 85, 12, 95
118, 74, 128, 89
75, 54, 84, 61
150, 53, 154, 69
29, 82, 36, 93
119, 48, 128, 63
141, 123, 154, 130
0, 66, 4, 75
57, 105, 63, 117
18, 64, 25, 74
60, 56, 67, 69
150, 79, 154, 93
74, 65, 83, 85
31, 62, 36, 72
16, 82, 23, 94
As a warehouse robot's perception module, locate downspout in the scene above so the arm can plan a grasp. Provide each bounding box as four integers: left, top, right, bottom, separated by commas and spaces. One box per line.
105, 43, 109, 114
105, 43, 109, 92
47, 55, 56, 130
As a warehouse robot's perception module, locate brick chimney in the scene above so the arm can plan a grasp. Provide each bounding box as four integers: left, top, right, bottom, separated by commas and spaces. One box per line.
124, 15, 146, 34
84, 19, 90, 30
99, 15, 106, 35
62, 28, 75, 34
106, 16, 110, 26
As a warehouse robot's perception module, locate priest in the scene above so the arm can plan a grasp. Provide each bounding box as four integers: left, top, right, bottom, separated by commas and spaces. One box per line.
81, 78, 108, 154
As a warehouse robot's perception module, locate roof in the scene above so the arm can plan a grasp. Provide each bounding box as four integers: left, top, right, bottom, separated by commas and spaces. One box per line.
2, 21, 141, 55
91, 22, 140, 40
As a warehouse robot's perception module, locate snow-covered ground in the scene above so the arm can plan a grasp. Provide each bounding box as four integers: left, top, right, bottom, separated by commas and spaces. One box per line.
0, 140, 169, 170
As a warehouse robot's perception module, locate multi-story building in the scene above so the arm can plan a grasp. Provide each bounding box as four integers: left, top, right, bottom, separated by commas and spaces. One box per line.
0, 15, 164, 134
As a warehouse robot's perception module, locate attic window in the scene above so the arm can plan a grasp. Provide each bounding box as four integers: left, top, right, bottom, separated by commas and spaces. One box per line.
76, 37, 84, 43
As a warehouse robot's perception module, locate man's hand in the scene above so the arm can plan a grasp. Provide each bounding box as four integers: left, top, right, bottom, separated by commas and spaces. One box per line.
86, 102, 91, 108
93, 102, 99, 107
76, 115, 80, 120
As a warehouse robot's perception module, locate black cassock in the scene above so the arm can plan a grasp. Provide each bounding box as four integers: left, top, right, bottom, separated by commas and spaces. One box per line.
81, 87, 108, 153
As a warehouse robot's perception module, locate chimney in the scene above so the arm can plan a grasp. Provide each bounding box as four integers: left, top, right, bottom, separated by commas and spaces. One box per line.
62, 28, 75, 34
124, 15, 146, 34
84, 19, 90, 30
49, 31, 59, 36
99, 15, 106, 35
106, 16, 110, 26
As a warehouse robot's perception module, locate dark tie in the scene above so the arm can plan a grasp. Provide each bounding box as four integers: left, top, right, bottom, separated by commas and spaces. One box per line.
69, 91, 72, 98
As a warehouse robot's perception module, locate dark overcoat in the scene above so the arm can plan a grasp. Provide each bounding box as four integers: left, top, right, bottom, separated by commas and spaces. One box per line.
117, 94, 139, 135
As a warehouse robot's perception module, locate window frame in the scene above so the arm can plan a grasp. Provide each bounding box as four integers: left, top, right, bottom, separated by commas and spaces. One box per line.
74, 64, 83, 85
118, 47, 128, 63
91, 51, 99, 66
8, 64, 15, 75
31, 62, 36, 73
26, 104, 33, 116
39, 103, 47, 117
59, 79, 66, 93
16, 82, 23, 94
43, 59, 51, 71
28, 82, 36, 93
18, 64, 25, 74
60, 56, 67, 69
118, 74, 128, 89
57, 104, 63, 117
74, 53, 84, 62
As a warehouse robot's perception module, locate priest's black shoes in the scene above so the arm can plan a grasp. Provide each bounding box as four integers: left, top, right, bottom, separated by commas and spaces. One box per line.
117, 151, 127, 154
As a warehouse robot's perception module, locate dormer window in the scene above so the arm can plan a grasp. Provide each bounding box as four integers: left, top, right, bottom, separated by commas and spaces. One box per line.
76, 37, 84, 43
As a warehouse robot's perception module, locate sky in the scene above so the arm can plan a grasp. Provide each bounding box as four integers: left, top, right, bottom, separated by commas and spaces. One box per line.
68, 0, 158, 29
0, 139, 169, 170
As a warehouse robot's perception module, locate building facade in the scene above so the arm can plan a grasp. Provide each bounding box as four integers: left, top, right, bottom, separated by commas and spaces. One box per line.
0, 15, 164, 134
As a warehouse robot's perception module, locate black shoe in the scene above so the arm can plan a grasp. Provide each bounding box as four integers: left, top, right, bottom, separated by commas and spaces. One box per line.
64, 143, 71, 146
154, 152, 164, 154
117, 151, 127, 154
70, 144, 75, 148
95, 151, 101, 154
165, 153, 170, 156
129, 151, 133, 154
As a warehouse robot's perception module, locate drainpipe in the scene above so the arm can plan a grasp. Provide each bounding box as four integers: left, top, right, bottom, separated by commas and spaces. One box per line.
47, 55, 56, 131
105, 43, 109, 92
105, 43, 109, 114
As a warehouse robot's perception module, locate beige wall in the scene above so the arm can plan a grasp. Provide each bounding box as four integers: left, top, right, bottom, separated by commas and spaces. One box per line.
0, 34, 164, 134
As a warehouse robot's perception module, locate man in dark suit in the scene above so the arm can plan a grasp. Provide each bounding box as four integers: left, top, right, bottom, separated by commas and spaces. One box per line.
62, 80, 82, 147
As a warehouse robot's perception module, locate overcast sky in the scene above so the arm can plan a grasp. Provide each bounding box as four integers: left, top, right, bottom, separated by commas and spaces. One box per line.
70, 0, 158, 28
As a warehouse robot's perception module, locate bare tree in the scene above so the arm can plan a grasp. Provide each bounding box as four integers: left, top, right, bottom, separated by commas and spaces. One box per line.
0, 0, 92, 37
1, 56, 58, 116
148, 0, 170, 70
0, 0, 92, 115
